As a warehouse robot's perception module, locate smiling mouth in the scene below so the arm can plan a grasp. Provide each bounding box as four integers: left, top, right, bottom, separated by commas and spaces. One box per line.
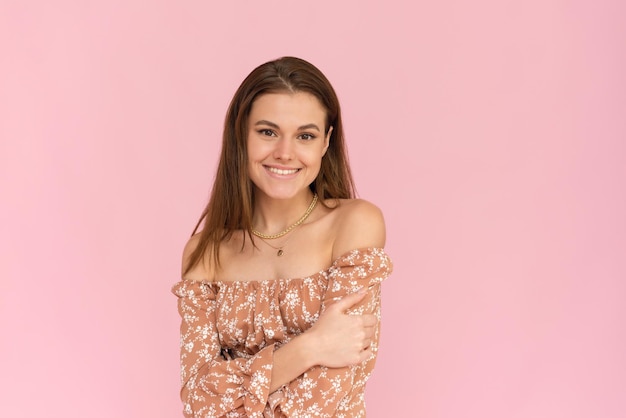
266, 166, 300, 175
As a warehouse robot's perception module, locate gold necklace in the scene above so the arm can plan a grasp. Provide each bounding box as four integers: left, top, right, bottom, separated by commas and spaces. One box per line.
256, 232, 298, 257
252, 193, 318, 240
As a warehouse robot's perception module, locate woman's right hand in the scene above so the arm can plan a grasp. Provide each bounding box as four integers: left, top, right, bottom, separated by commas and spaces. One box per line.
305, 289, 378, 368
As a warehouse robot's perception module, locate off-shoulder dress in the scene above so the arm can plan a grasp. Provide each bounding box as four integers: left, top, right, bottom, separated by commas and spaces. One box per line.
172, 247, 393, 417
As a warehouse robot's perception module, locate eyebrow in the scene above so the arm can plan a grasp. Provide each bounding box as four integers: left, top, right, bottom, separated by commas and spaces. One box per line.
254, 120, 321, 132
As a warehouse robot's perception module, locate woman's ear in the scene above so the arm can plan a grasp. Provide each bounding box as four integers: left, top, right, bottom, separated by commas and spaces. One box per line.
323, 126, 333, 155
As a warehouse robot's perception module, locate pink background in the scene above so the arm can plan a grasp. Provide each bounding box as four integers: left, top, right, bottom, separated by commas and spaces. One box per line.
1, 1, 625, 417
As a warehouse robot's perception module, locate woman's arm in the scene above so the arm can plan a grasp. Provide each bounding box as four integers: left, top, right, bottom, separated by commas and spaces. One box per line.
173, 279, 275, 417
269, 289, 374, 391
265, 201, 391, 415
272, 199, 387, 383
176, 236, 278, 417
268, 247, 392, 416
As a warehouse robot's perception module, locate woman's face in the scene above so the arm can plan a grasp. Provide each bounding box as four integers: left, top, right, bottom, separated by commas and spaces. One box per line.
247, 92, 331, 201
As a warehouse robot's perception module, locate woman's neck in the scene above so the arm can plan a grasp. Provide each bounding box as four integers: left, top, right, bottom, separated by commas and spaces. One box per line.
252, 191, 316, 235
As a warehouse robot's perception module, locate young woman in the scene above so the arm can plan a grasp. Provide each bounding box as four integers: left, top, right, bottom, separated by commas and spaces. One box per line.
172, 56, 393, 417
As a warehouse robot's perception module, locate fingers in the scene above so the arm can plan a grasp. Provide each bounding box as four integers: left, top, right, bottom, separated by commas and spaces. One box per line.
363, 338, 371, 350
361, 323, 376, 348
331, 288, 368, 312
357, 347, 374, 364
360, 314, 377, 328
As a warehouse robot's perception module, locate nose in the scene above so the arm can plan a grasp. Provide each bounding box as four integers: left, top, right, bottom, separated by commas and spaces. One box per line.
273, 137, 294, 161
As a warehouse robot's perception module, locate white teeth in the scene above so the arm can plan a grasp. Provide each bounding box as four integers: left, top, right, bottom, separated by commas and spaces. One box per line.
267, 167, 299, 175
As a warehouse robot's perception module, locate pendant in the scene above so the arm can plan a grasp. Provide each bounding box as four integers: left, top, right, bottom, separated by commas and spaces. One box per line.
277, 249, 284, 257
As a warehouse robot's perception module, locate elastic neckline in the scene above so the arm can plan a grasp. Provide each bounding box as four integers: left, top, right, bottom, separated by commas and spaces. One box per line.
179, 247, 387, 285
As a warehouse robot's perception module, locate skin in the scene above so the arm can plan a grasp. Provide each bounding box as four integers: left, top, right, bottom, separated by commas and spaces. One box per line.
182, 91, 386, 393
247, 92, 331, 205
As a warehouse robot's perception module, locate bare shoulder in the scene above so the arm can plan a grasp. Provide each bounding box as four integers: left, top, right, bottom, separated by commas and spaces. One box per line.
331, 199, 386, 259
181, 232, 213, 282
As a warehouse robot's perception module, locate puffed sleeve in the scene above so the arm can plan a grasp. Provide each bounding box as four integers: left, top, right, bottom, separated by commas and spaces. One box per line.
172, 280, 275, 418
268, 248, 393, 416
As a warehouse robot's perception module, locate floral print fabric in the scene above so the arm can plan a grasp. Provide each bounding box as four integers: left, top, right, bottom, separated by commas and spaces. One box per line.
172, 247, 393, 417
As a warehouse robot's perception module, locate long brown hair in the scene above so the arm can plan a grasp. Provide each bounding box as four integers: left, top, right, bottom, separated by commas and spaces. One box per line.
185, 56, 355, 274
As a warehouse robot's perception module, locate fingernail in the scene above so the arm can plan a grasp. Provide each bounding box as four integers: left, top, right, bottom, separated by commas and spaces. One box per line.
357, 287, 366, 294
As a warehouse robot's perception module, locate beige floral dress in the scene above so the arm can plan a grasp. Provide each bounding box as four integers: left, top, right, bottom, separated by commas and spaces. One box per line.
172, 247, 393, 417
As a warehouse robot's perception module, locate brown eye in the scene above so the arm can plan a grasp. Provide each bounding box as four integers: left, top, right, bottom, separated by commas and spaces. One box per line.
259, 129, 276, 137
